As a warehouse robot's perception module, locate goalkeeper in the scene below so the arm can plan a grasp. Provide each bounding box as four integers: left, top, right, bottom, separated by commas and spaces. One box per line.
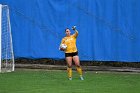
59, 26, 84, 80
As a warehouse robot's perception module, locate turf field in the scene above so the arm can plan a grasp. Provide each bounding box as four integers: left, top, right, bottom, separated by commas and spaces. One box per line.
0, 69, 140, 93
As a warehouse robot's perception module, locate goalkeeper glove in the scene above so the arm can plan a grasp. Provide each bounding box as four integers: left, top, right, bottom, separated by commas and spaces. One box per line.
72, 26, 76, 30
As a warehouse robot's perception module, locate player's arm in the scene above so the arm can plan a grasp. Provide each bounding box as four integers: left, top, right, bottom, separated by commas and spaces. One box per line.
59, 38, 65, 51
72, 26, 78, 38
60, 38, 66, 45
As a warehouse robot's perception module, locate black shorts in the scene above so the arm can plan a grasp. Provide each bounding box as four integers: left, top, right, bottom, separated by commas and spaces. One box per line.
65, 51, 78, 57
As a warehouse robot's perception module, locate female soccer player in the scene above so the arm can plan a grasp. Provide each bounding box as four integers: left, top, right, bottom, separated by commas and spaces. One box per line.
59, 26, 84, 80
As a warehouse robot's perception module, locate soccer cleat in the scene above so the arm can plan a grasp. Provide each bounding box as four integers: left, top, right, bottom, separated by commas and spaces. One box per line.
69, 77, 72, 80
80, 76, 84, 80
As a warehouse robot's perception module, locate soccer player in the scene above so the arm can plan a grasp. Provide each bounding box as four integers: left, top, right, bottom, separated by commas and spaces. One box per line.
59, 26, 84, 80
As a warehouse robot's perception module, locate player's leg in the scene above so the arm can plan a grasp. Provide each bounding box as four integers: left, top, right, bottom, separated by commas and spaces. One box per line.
73, 55, 84, 80
66, 56, 73, 80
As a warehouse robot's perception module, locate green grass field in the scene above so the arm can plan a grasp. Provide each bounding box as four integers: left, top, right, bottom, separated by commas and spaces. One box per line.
0, 69, 140, 93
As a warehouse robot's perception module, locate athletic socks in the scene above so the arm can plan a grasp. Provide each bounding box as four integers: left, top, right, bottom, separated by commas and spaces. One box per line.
67, 67, 84, 80
67, 67, 72, 79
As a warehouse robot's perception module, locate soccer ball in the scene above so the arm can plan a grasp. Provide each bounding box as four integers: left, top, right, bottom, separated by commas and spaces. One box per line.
60, 44, 67, 50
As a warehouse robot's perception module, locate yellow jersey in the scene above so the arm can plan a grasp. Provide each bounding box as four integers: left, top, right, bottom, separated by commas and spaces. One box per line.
60, 31, 78, 53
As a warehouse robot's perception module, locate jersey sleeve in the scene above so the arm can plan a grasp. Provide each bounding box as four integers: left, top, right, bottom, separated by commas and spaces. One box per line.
60, 38, 65, 45
59, 38, 65, 50
73, 30, 78, 38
